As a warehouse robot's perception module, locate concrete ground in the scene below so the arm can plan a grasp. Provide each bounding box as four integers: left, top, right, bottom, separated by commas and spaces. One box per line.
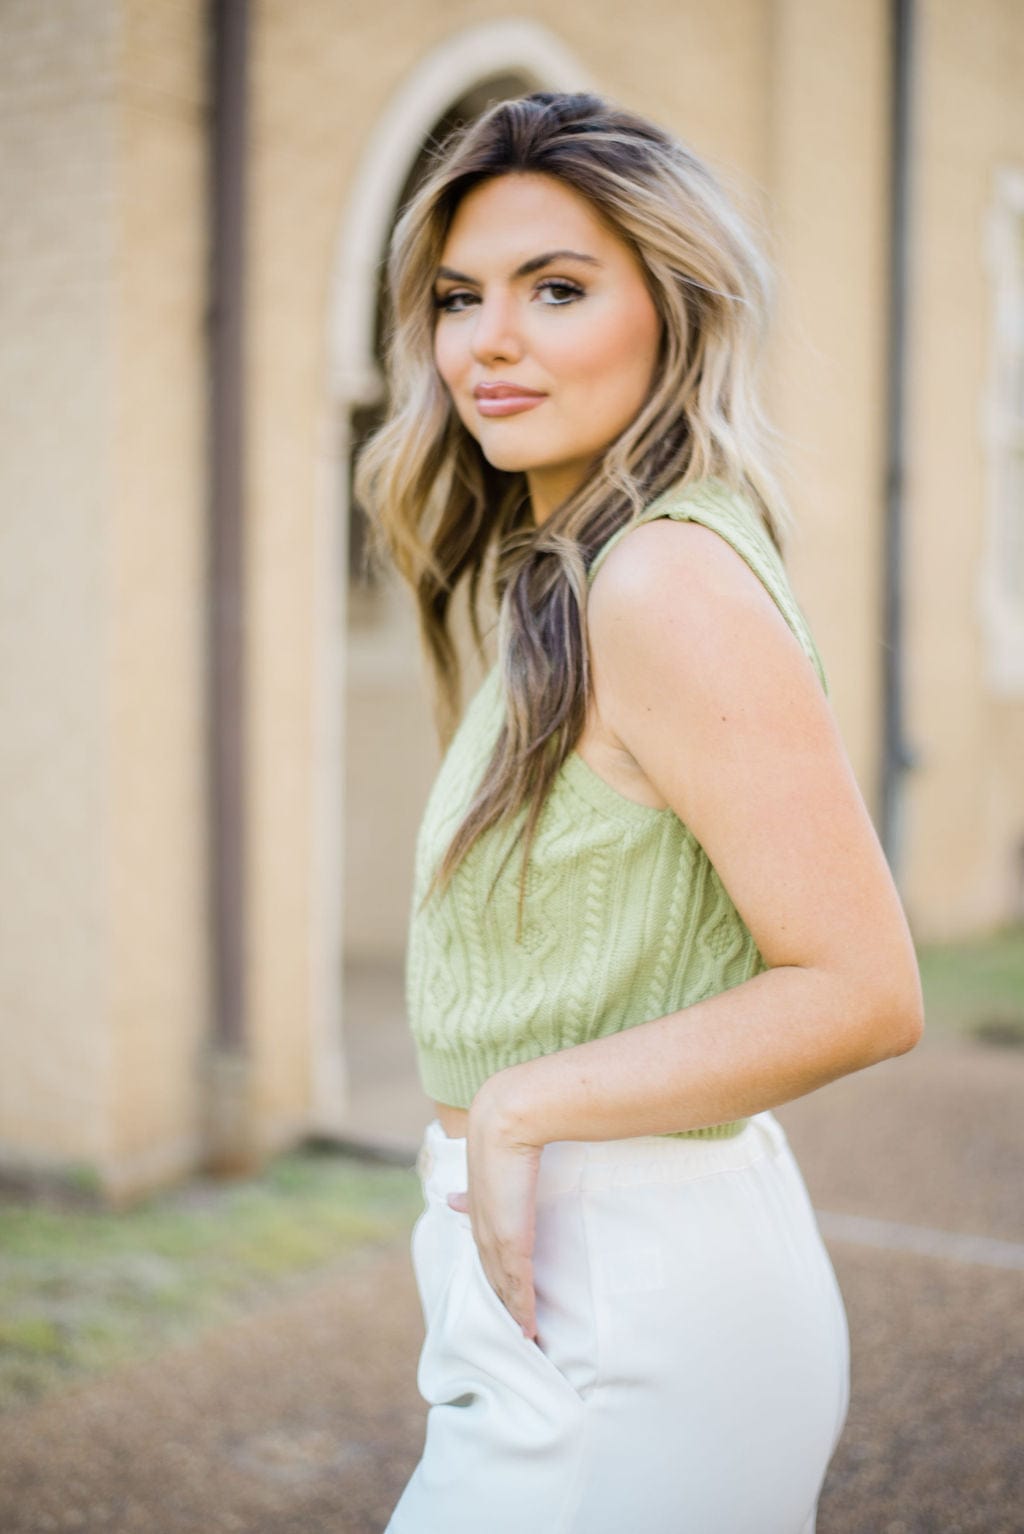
1, 1004, 1022, 1534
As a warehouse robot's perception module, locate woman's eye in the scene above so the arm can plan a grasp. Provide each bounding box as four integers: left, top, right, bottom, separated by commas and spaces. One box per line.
432, 280, 584, 314
537, 280, 583, 305
433, 290, 475, 313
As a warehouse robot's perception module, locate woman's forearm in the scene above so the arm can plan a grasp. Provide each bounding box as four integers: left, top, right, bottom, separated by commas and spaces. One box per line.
477, 965, 924, 1147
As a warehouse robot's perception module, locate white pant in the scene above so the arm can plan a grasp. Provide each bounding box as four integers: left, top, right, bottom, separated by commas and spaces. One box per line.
385, 1110, 850, 1534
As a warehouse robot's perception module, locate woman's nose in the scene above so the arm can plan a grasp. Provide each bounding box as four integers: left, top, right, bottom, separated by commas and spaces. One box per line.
469, 294, 524, 365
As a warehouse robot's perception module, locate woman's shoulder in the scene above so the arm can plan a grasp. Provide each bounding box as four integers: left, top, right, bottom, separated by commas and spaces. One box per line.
587, 475, 770, 585
587, 513, 779, 663
586, 475, 829, 696
588, 477, 774, 616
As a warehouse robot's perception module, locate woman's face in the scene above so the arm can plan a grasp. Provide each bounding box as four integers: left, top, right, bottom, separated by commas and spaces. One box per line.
432, 171, 663, 525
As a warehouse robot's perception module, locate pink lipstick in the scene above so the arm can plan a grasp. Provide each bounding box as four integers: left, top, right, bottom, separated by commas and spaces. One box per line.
475, 394, 546, 417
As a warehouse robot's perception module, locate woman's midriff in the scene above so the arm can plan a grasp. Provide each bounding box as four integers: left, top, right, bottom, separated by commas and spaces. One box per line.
433, 1099, 701, 1138
434, 1101, 470, 1138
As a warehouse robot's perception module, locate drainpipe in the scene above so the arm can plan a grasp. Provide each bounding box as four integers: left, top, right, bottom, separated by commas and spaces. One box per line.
879, 0, 918, 880
203, 0, 255, 1173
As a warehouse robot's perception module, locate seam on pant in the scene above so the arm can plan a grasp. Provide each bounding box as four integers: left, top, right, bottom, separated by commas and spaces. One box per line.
443, 1229, 592, 1534
553, 1175, 604, 1533
577, 1170, 603, 1399
553, 1395, 594, 1534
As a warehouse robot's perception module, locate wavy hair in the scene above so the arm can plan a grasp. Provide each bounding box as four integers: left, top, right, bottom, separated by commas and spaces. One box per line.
353, 90, 795, 938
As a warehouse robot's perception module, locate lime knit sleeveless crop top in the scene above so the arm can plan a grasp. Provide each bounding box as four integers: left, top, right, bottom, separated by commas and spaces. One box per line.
404, 475, 830, 1140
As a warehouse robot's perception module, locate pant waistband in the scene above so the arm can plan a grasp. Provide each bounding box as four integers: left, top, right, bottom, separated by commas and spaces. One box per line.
415, 1111, 788, 1202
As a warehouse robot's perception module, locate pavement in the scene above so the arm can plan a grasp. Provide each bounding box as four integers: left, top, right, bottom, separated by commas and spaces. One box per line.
1, 1019, 1022, 1534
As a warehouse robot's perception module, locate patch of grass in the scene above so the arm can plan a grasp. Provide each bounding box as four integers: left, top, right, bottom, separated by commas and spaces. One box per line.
916, 922, 1024, 1046
0, 1146, 423, 1415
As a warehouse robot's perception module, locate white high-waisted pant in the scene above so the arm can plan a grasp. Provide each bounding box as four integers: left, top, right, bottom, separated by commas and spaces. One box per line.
385, 1110, 850, 1534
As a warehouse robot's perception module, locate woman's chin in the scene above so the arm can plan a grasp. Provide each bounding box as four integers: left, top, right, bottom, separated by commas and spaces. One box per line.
477, 445, 542, 473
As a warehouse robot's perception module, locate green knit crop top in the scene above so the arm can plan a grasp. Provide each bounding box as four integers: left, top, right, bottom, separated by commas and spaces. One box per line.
404, 475, 830, 1140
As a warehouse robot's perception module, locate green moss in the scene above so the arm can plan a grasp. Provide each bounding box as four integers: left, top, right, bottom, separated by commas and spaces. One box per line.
917, 923, 1024, 1044
0, 1146, 422, 1414
63, 1163, 104, 1198
0, 1317, 64, 1356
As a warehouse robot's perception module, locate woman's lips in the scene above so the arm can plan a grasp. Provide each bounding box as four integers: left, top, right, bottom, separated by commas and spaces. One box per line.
474, 394, 546, 417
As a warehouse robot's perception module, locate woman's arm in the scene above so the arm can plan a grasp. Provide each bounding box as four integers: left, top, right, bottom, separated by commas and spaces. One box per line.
456, 517, 923, 1336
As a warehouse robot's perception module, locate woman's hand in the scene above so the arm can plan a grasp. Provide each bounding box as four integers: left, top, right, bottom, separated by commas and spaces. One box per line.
446, 1074, 545, 1341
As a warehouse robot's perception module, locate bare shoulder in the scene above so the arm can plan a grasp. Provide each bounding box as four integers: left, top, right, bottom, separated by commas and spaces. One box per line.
583, 509, 923, 1042
586, 513, 810, 685
583, 509, 835, 846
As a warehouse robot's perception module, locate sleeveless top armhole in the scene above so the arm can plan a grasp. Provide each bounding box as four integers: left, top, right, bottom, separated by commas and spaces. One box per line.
586, 477, 830, 699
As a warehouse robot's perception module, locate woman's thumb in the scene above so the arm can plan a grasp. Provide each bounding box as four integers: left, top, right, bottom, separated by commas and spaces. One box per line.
447, 1189, 469, 1213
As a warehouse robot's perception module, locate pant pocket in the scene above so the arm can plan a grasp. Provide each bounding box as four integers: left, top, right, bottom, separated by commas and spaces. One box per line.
454, 1216, 595, 1407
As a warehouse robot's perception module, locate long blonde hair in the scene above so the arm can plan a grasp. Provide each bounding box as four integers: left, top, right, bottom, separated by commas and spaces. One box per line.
354, 90, 795, 935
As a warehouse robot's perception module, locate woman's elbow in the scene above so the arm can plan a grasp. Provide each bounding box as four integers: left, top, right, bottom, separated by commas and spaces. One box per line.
865, 977, 926, 1061
885, 1005, 925, 1058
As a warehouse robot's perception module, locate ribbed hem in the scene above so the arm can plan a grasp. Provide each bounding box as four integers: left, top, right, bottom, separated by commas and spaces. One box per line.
416, 1047, 750, 1142
658, 1120, 750, 1140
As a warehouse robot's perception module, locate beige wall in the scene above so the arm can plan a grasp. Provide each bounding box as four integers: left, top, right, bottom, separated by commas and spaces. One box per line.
0, 0, 211, 1199
1, 0, 1020, 1196
0, 0, 119, 1180
764, 0, 890, 805
904, 0, 1024, 938
107, 0, 211, 1193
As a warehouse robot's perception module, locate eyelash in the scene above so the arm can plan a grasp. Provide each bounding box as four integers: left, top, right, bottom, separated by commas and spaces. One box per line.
432, 279, 584, 313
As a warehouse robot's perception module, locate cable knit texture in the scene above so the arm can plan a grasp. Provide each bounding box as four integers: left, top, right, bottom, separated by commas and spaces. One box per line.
405, 475, 830, 1138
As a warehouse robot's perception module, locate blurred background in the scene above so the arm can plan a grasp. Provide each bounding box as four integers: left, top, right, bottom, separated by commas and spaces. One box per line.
0, 2, 1021, 1531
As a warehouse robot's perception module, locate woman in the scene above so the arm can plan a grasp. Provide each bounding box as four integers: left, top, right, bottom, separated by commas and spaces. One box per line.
357, 91, 924, 1534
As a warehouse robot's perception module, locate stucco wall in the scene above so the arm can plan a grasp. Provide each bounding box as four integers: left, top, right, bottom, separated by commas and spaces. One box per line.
107, 0, 210, 1193
903, 0, 1024, 937
1, 0, 1020, 1195
0, 0, 119, 1179
764, 0, 889, 799
0, 0, 212, 1196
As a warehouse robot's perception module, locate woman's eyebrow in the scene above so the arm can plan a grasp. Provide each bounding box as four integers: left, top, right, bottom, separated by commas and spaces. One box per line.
435, 249, 603, 284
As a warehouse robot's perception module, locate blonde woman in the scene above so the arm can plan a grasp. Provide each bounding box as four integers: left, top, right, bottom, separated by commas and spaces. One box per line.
358, 91, 923, 1534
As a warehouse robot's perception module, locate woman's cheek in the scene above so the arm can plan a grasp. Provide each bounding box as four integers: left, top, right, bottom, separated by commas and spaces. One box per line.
433, 331, 461, 391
